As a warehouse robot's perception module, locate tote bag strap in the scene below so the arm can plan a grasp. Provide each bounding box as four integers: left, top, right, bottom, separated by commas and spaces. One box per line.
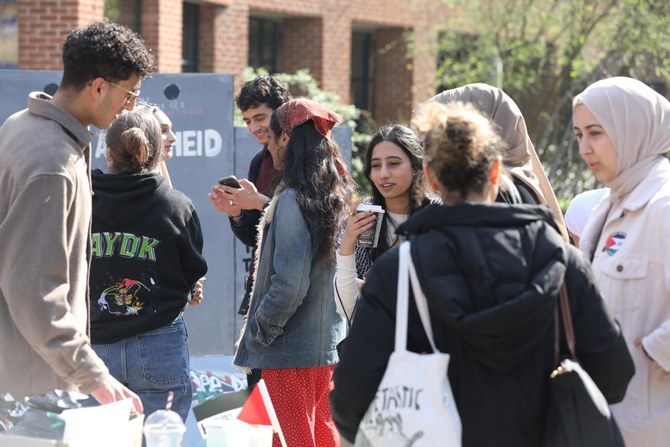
395, 241, 411, 352
554, 283, 576, 363
396, 241, 439, 353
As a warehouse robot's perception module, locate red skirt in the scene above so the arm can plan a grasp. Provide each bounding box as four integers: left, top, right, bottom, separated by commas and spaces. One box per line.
262, 366, 339, 447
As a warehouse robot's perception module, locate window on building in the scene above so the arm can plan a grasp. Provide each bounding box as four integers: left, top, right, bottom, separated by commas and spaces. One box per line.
350, 31, 375, 112
248, 17, 281, 73
105, 0, 142, 33
182, 2, 200, 72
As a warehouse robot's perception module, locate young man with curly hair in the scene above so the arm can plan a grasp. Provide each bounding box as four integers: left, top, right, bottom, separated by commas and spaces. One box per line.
0, 20, 154, 412
209, 75, 291, 241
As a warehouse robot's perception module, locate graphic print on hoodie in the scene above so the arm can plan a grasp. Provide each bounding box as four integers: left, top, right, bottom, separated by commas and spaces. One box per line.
91, 230, 161, 318
97, 277, 150, 317
89, 169, 207, 344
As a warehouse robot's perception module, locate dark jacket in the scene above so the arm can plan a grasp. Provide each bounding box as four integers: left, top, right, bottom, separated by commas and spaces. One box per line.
89, 169, 207, 344
331, 203, 634, 446
229, 149, 265, 247
230, 147, 280, 315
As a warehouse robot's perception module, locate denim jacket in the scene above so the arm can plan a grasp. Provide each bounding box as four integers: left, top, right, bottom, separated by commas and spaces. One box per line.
233, 187, 345, 369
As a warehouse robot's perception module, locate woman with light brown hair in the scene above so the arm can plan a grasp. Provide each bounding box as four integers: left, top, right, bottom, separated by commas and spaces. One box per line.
431, 83, 569, 240
89, 109, 207, 422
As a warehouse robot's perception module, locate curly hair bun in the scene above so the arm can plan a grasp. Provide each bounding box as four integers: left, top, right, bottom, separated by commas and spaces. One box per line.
412, 101, 503, 197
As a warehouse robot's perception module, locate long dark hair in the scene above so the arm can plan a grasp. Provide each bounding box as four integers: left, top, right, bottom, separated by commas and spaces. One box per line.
364, 124, 431, 259
270, 115, 354, 263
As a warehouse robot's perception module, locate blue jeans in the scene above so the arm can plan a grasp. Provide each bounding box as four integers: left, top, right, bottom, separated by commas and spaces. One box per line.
92, 316, 192, 422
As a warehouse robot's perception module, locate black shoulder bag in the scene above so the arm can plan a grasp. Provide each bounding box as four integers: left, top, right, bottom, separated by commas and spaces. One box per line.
543, 284, 625, 447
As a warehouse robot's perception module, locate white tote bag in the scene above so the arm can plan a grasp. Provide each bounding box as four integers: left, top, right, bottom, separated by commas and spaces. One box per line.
354, 241, 462, 447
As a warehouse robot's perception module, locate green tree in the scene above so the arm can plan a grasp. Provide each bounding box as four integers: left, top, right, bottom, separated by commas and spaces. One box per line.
104, 0, 120, 22
437, 0, 670, 201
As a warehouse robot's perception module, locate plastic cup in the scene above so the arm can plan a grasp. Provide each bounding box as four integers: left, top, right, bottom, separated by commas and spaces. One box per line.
143, 409, 186, 447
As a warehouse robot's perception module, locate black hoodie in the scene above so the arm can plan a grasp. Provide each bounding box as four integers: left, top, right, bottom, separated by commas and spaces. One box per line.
331, 203, 634, 446
89, 169, 207, 344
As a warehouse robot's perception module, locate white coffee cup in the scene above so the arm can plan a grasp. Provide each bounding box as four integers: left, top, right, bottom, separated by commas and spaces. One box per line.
356, 204, 385, 248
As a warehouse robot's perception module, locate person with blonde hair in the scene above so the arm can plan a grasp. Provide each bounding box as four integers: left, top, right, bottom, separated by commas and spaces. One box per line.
331, 101, 633, 446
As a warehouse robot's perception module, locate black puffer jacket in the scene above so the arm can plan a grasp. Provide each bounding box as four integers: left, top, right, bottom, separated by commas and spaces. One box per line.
331, 203, 634, 447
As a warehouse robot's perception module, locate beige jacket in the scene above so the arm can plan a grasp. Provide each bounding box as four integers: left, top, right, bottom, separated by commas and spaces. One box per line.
0, 92, 109, 398
583, 159, 670, 447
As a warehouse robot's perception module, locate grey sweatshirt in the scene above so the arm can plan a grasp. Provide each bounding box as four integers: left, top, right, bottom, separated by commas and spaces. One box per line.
0, 92, 109, 398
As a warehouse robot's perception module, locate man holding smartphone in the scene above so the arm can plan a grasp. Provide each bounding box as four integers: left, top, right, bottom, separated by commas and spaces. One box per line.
209, 76, 290, 239
0, 21, 153, 412
208, 75, 290, 386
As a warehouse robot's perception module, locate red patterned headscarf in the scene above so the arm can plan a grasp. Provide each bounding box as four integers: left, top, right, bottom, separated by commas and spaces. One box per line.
275, 98, 342, 138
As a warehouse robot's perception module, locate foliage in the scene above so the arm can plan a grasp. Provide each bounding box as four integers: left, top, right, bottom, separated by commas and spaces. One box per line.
104, 0, 120, 22
436, 0, 670, 200
238, 67, 372, 194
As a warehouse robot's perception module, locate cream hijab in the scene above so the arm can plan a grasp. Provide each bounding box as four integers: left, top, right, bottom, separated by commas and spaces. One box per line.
574, 76, 670, 259
431, 83, 568, 239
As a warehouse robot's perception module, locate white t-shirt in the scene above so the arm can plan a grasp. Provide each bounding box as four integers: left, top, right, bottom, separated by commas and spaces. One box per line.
564, 188, 610, 238
386, 211, 409, 248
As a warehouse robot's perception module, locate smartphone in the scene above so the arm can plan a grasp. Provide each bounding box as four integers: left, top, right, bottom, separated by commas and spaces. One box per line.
218, 175, 241, 188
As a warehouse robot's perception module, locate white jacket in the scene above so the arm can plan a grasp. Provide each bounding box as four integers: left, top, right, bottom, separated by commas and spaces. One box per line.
585, 159, 670, 447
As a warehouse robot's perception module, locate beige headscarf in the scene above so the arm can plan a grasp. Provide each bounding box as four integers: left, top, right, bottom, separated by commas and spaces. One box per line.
573, 76, 670, 259
431, 83, 568, 240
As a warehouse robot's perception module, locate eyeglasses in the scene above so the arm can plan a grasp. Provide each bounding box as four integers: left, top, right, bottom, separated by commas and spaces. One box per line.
107, 81, 140, 105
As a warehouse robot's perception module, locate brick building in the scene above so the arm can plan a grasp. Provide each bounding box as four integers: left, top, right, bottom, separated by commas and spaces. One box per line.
15, 0, 452, 123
